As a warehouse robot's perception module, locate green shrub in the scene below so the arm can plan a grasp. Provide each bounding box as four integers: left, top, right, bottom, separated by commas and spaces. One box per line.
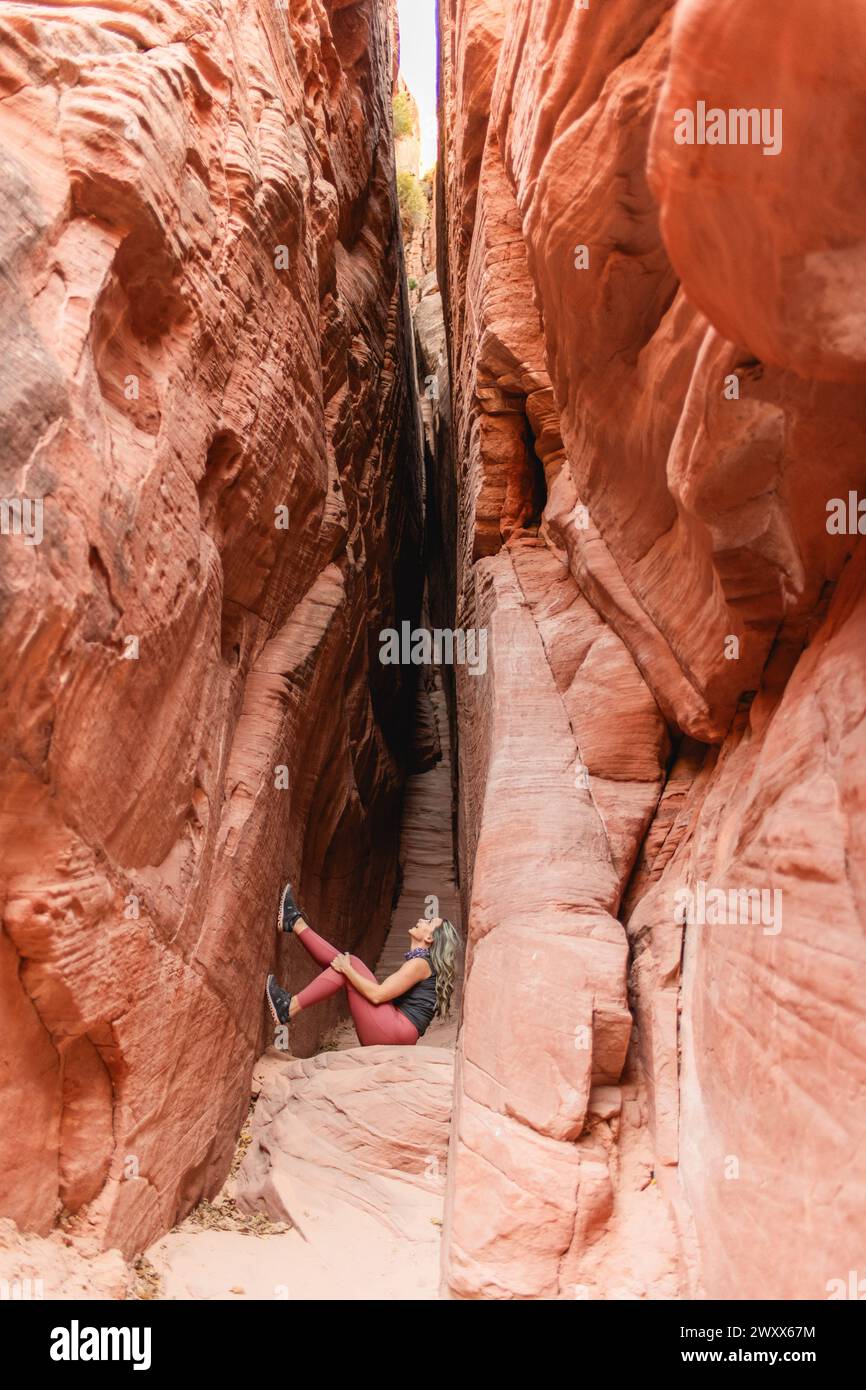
397, 171, 427, 227
393, 91, 414, 140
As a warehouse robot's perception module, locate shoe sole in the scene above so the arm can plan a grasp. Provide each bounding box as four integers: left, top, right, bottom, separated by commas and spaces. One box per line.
276, 881, 298, 935
265, 974, 287, 1028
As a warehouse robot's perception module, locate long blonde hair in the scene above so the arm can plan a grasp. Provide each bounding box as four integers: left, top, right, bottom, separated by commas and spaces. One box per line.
429, 919, 461, 1018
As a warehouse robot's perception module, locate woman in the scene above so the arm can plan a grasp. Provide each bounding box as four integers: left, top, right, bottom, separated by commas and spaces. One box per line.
265, 883, 459, 1046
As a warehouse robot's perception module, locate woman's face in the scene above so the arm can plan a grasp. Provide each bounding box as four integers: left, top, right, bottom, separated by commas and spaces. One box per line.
410, 916, 439, 946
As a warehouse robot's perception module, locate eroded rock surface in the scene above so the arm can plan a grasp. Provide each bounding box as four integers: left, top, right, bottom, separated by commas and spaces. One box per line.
4, 0, 866, 1304
236, 1047, 451, 1236
148, 675, 462, 1302
0, 0, 422, 1258
437, 0, 866, 1298
147, 1043, 453, 1302
0, 1217, 130, 1301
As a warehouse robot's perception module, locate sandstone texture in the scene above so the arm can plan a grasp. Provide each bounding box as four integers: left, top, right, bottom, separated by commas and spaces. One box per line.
149, 669, 461, 1301
237, 1046, 451, 1236
148, 1040, 453, 1302
437, 0, 866, 1298
0, 1216, 130, 1300
0, 0, 422, 1259
4, 0, 866, 1307
649, 0, 866, 384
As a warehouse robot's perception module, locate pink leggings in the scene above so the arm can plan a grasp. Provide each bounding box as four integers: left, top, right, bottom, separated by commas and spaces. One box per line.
293, 927, 419, 1046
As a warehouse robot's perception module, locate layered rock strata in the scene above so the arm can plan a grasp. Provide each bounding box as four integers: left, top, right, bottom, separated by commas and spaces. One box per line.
0, 0, 422, 1259
437, 0, 866, 1299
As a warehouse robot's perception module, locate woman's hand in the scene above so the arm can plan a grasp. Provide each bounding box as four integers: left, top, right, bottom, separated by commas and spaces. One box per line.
330, 952, 352, 975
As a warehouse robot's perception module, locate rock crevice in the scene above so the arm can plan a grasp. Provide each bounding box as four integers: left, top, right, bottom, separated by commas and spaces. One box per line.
2, 0, 865, 1306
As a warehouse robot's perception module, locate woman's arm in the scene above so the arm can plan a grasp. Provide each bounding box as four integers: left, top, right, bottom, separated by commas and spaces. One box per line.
331, 954, 430, 1005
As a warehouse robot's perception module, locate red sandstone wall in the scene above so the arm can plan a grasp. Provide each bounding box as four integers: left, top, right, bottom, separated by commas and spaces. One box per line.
438, 0, 866, 1299
0, 0, 422, 1257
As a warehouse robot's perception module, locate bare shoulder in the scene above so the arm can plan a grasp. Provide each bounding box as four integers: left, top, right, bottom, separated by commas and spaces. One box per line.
377, 955, 433, 1004
405, 955, 432, 980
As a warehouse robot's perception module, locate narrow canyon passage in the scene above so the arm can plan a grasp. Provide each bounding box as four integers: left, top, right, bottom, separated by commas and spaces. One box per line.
1, 0, 865, 1309
143, 671, 462, 1300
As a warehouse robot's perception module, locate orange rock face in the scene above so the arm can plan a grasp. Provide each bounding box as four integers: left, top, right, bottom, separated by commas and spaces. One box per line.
649, 0, 866, 384
4, 0, 866, 1305
437, 0, 866, 1298
0, 0, 422, 1258
236, 1046, 452, 1261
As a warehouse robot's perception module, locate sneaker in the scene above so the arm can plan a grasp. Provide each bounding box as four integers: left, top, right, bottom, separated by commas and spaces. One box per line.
277, 881, 305, 934
265, 973, 292, 1027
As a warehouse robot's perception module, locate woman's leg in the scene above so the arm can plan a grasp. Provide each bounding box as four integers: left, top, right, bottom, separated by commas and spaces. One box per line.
346, 992, 419, 1046
293, 950, 419, 1046
293, 950, 377, 1010
292, 924, 345, 970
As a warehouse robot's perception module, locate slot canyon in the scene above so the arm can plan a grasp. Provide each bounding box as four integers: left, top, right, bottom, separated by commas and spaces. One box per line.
0, 0, 864, 1305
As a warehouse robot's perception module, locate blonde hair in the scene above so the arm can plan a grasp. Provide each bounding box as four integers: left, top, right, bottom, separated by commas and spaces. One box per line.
429, 919, 461, 1018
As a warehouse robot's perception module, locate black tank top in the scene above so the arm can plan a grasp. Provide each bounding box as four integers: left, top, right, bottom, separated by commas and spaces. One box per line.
394, 962, 438, 1037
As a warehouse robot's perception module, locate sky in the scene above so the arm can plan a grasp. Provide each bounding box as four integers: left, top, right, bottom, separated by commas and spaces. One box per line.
397, 0, 439, 171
